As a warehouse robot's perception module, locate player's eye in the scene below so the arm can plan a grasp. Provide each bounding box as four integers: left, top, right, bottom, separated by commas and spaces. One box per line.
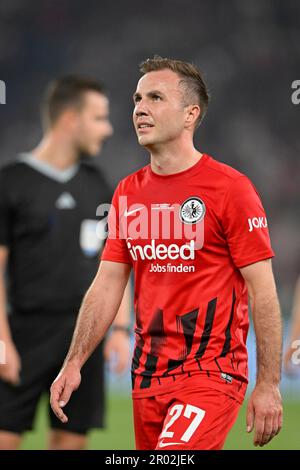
134, 95, 141, 104
152, 94, 162, 101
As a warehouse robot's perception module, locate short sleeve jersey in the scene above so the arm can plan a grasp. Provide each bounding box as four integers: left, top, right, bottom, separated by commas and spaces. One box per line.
102, 154, 274, 401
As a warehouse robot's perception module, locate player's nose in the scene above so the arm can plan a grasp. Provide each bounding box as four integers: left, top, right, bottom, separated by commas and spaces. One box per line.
135, 101, 149, 117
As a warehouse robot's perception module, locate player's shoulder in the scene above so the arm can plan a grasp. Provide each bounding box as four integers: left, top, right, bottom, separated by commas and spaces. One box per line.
115, 165, 149, 194
204, 154, 259, 200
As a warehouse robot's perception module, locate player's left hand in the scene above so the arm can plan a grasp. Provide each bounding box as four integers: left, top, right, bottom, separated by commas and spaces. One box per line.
50, 361, 81, 424
246, 382, 283, 447
104, 330, 131, 374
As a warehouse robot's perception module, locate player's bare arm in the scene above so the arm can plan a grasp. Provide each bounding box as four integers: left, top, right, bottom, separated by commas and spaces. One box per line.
0, 246, 21, 385
240, 259, 282, 447
50, 260, 131, 423
283, 275, 300, 372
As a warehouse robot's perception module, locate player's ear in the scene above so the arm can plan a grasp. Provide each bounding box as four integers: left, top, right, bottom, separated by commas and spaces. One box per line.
184, 105, 200, 129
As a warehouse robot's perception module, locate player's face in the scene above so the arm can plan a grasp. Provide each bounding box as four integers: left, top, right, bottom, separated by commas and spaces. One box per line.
133, 70, 187, 148
75, 91, 113, 156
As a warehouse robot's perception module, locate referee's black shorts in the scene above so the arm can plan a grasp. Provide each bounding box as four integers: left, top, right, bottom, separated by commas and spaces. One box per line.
0, 310, 105, 435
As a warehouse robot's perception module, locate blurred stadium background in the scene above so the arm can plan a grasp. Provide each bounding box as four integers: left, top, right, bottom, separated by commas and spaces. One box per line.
0, 0, 299, 450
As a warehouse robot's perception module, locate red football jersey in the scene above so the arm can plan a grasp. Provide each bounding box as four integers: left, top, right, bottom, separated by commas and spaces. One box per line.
101, 154, 274, 402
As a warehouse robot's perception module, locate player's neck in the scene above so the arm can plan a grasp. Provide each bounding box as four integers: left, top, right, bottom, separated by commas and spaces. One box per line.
149, 141, 202, 176
31, 132, 79, 170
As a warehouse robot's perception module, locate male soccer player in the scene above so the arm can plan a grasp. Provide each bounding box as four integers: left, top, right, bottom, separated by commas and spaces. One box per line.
0, 76, 131, 450
50, 57, 282, 450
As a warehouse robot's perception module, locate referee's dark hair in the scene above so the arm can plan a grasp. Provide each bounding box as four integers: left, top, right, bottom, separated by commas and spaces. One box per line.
42, 75, 106, 129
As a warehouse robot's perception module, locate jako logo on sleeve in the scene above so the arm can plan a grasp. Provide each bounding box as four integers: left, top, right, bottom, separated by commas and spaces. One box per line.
248, 217, 268, 232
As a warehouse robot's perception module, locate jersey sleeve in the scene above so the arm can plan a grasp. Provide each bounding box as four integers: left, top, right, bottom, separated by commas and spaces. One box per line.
101, 183, 132, 265
221, 175, 274, 268
0, 170, 12, 247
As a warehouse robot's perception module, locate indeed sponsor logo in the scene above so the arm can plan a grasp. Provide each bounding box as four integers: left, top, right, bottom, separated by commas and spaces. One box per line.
248, 216, 267, 232
126, 238, 195, 261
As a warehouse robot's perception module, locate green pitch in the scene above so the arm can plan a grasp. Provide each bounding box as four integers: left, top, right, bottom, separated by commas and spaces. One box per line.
21, 395, 299, 450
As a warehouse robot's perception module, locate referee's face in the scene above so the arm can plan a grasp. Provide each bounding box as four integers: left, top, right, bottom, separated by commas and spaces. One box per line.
75, 91, 113, 156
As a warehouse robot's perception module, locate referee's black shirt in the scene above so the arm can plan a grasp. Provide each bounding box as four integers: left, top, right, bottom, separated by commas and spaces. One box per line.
0, 154, 112, 315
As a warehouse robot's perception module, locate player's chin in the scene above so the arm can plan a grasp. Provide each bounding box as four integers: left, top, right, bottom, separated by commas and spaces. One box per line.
137, 134, 155, 146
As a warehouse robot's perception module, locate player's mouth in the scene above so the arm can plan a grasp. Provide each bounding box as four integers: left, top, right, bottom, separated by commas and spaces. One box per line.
137, 122, 154, 133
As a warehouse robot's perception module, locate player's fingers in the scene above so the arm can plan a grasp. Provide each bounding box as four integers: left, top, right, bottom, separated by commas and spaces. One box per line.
259, 415, 273, 446
253, 414, 265, 446
59, 383, 74, 407
50, 382, 69, 423
275, 407, 283, 436
246, 401, 254, 433
268, 412, 281, 443
54, 403, 68, 424
267, 405, 283, 444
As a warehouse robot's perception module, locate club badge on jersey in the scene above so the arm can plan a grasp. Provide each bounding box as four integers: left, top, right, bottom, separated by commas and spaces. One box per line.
180, 197, 206, 224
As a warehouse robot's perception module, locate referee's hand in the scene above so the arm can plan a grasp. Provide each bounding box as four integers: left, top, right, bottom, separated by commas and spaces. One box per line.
0, 340, 21, 385
50, 362, 81, 424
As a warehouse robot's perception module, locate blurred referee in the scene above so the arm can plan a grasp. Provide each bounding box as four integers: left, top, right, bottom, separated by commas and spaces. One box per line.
0, 76, 131, 449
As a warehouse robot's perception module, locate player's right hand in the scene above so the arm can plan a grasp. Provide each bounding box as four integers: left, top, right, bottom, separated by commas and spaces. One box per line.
0, 339, 21, 385
50, 362, 81, 424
